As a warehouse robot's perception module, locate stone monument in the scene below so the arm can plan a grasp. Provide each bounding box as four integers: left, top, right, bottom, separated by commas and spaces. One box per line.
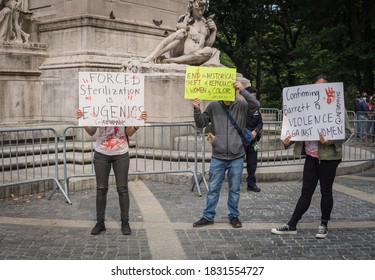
143, 0, 220, 66
0, 0, 248, 129
0, 0, 47, 125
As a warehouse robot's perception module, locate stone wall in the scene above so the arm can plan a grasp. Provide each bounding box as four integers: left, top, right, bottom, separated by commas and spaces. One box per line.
0, 0, 189, 127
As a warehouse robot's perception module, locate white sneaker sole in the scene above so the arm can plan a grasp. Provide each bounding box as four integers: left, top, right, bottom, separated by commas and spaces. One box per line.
271, 228, 297, 235
315, 233, 328, 239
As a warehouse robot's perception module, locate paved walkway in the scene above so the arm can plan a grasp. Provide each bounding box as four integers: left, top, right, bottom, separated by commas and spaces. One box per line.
0, 164, 374, 260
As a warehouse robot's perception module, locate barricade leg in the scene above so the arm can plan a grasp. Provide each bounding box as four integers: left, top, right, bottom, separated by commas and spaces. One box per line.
46, 179, 72, 204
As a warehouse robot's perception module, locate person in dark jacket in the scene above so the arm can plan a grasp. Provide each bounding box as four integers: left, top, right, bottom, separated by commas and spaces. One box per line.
354, 92, 362, 139
358, 93, 370, 141
354, 92, 361, 113
245, 87, 263, 192
192, 81, 260, 228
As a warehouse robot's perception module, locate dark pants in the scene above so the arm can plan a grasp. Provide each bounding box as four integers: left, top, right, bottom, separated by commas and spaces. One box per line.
288, 155, 341, 227
93, 151, 130, 224
245, 147, 258, 188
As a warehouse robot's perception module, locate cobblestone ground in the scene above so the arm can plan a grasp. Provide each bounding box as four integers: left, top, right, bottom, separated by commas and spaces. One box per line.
0, 166, 374, 260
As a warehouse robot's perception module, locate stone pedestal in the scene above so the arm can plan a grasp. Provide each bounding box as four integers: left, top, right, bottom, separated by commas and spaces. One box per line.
141, 64, 195, 123
120, 61, 250, 149
0, 0, 250, 130
125, 61, 250, 124
0, 44, 48, 124
1, 0, 189, 127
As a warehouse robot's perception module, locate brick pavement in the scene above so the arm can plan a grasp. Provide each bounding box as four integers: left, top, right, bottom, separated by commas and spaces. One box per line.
0, 164, 374, 260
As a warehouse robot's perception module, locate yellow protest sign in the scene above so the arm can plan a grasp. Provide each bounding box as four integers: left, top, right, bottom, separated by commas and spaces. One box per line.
184, 66, 237, 101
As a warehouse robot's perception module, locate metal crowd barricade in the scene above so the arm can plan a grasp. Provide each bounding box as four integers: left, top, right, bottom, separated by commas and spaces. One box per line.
0, 127, 71, 204
270, 109, 374, 162
198, 121, 305, 191
196, 127, 210, 192
61, 123, 203, 197
346, 111, 375, 160
260, 108, 282, 122
258, 118, 374, 164
1, 118, 373, 202
347, 110, 356, 123
352, 111, 375, 139
197, 116, 374, 191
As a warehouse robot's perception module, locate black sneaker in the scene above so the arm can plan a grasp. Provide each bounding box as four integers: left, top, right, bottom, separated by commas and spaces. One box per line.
247, 185, 261, 192
315, 225, 328, 239
121, 222, 132, 235
91, 222, 106, 235
229, 217, 242, 228
193, 217, 214, 227
271, 224, 297, 235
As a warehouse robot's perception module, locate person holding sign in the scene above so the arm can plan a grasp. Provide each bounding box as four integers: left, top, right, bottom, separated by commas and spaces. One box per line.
271, 75, 352, 239
192, 81, 260, 228
76, 109, 148, 235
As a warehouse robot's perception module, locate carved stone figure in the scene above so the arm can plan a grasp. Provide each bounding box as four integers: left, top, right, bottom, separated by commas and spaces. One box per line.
144, 0, 220, 66
0, 0, 30, 44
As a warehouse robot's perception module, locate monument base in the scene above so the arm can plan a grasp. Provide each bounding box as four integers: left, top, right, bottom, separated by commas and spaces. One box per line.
123, 60, 250, 124
0, 44, 48, 125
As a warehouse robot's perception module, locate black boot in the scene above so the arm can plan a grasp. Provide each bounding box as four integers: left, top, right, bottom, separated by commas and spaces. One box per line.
247, 185, 261, 192
118, 188, 131, 235
92, 189, 107, 235
121, 221, 132, 235
91, 222, 106, 235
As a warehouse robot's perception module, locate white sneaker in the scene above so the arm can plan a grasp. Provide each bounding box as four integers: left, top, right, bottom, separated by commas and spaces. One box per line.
271, 224, 297, 235
315, 225, 329, 239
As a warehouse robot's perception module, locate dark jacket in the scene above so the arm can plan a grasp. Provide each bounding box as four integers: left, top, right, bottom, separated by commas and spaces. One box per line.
246, 110, 263, 142
354, 98, 361, 112
194, 89, 260, 160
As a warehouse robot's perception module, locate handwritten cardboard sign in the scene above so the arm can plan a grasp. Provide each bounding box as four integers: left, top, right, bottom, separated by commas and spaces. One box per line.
184, 66, 236, 101
78, 72, 145, 126
281, 82, 345, 141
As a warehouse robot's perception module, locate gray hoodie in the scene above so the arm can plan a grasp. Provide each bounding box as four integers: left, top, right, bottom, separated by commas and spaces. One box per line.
194, 89, 260, 160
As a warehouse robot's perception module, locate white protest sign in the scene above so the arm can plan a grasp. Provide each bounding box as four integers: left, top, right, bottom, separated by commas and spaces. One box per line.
78, 72, 144, 126
281, 82, 345, 141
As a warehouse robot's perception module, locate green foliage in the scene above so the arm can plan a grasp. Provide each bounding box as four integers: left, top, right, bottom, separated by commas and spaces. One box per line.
208, 0, 375, 109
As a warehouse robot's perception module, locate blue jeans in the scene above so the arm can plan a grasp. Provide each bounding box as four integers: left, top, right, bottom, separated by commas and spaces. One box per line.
203, 157, 244, 221
357, 114, 368, 139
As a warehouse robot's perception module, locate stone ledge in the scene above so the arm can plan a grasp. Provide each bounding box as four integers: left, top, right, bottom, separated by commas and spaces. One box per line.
38, 15, 174, 36
0, 44, 48, 73
0, 70, 42, 76
0, 42, 48, 51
